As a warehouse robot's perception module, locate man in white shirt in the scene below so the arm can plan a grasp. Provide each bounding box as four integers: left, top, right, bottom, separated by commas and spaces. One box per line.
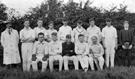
1, 21, 21, 68
58, 18, 72, 43
20, 19, 35, 71
31, 32, 48, 72
73, 20, 87, 43
89, 36, 104, 70
34, 19, 47, 40
47, 21, 57, 42
87, 18, 101, 45
49, 32, 63, 71
75, 34, 89, 72
102, 18, 117, 68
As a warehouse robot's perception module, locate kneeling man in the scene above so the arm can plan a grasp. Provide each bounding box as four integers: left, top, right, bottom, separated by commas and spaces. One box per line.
75, 34, 89, 72
89, 36, 104, 70
62, 34, 78, 70
31, 32, 48, 72
49, 32, 63, 71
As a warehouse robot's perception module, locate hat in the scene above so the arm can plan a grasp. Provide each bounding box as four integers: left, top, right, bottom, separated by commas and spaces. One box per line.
66, 34, 71, 38
52, 32, 57, 36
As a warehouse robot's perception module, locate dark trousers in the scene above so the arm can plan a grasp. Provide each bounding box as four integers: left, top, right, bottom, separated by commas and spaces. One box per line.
121, 49, 132, 66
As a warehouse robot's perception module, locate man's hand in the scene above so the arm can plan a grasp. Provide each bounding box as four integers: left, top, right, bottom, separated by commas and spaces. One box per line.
128, 45, 133, 49
32, 54, 37, 61
122, 45, 126, 49
42, 55, 48, 61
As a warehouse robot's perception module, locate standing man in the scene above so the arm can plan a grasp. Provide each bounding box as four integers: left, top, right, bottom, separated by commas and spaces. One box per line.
1, 21, 21, 68
73, 20, 87, 43
89, 36, 104, 70
87, 18, 101, 45
62, 34, 78, 70
75, 34, 89, 72
58, 18, 72, 43
49, 32, 63, 71
119, 21, 134, 66
102, 18, 117, 68
47, 21, 57, 42
32, 32, 48, 72
34, 19, 47, 40
20, 19, 35, 71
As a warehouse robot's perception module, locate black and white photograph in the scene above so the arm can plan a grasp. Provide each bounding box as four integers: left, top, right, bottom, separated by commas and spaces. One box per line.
0, 0, 135, 79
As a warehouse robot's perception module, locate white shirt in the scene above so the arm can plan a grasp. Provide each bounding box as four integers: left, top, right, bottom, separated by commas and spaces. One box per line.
73, 27, 87, 43
34, 27, 47, 38
87, 25, 101, 44
20, 27, 35, 42
33, 41, 48, 55
75, 42, 89, 55
49, 40, 62, 55
102, 26, 117, 42
47, 29, 57, 41
58, 25, 72, 41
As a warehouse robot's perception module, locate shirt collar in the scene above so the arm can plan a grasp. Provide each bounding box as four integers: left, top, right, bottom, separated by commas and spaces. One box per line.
37, 41, 45, 45
89, 25, 96, 29
24, 27, 31, 30
5, 28, 13, 33
91, 43, 99, 46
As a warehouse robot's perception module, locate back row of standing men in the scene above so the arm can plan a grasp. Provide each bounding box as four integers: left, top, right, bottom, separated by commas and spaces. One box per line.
1, 18, 134, 72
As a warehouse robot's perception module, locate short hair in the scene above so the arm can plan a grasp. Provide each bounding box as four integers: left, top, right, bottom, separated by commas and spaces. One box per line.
62, 18, 68, 22
37, 18, 43, 22
77, 20, 83, 24
48, 21, 54, 25
123, 20, 129, 24
38, 32, 44, 37
52, 32, 57, 36
66, 34, 71, 38
91, 36, 98, 40
78, 34, 84, 38
89, 18, 94, 22
24, 19, 29, 22
106, 18, 111, 22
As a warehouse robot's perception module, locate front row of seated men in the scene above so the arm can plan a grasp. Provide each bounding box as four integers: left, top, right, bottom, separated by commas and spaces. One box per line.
31, 32, 104, 72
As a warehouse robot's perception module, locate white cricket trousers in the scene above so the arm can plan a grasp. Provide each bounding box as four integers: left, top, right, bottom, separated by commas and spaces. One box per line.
49, 55, 63, 71
89, 56, 104, 70
21, 43, 33, 71
77, 55, 89, 69
32, 55, 48, 72
105, 40, 115, 68
63, 56, 78, 70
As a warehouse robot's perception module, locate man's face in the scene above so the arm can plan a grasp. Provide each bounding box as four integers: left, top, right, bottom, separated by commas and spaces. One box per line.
62, 21, 68, 26
90, 21, 95, 27
124, 23, 129, 28
6, 24, 12, 29
24, 21, 30, 28
106, 21, 111, 26
91, 37, 97, 44
37, 20, 43, 27
38, 34, 44, 42
52, 35, 57, 41
66, 38, 71, 43
77, 23, 82, 28
49, 23, 54, 29
79, 36, 84, 43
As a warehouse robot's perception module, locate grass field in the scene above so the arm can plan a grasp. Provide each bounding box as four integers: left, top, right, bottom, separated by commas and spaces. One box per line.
0, 66, 135, 79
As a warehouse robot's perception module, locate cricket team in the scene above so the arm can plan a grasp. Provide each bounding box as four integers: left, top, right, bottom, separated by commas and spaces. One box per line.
1, 18, 134, 72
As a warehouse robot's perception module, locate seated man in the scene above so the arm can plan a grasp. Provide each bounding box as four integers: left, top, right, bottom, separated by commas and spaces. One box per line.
49, 32, 63, 72
89, 36, 104, 70
75, 34, 89, 72
62, 34, 78, 70
31, 32, 48, 72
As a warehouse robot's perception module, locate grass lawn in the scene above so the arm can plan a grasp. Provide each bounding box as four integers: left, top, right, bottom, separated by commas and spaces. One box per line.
0, 66, 135, 79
